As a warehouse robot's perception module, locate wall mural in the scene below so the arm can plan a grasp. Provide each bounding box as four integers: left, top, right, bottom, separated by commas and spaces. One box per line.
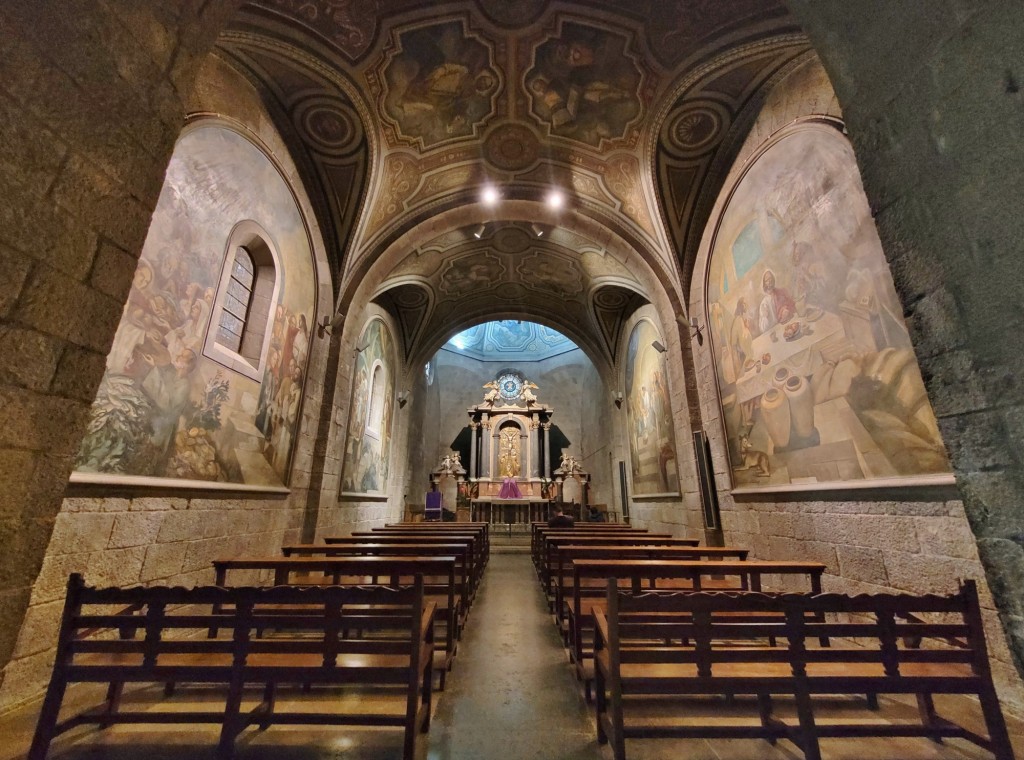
341, 319, 396, 495
526, 21, 642, 148
706, 122, 951, 489
381, 20, 500, 149
625, 321, 678, 495
75, 126, 316, 487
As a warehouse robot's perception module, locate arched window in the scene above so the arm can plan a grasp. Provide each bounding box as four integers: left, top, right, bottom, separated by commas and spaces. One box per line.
217, 246, 256, 354
205, 221, 280, 380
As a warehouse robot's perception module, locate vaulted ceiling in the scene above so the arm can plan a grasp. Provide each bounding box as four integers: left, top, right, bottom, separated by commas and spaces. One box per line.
217, 1, 811, 368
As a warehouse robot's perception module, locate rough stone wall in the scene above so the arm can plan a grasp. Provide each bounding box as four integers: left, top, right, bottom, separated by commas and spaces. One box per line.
0, 47, 336, 713
688, 54, 1024, 711
0, 0, 241, 691
0, 492, 302, 713
784, 0, 1024, 695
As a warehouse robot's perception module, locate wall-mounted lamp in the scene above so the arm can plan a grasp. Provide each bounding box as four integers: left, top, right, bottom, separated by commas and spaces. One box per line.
613, 390, 624, 408
689, 317, 705, 346
651, 340, 667, 354
472, 223, 486, 239
317, 313, 344, 339
397, 390, 409, 408
531, 222, 545, 237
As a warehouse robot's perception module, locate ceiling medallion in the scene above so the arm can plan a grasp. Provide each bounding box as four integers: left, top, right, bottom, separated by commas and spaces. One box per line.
662, 99, 731, 158
293, 95, 364, 157
483, 123, 541, 170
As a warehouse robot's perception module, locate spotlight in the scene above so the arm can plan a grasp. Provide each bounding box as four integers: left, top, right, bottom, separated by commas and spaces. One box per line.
651, 340, 667, 353
546, 190, 564, 210
531, 223, 545, 237
481, 186, 500, 206
472, 224, 486, 239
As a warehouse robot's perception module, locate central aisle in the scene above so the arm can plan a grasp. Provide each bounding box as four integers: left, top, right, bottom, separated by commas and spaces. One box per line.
427, 552, 601, 760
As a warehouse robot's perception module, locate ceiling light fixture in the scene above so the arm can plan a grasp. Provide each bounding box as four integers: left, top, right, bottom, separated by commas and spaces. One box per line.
481, 186, 500, 206
472, 223, 486, 239
546, 190, 564, 210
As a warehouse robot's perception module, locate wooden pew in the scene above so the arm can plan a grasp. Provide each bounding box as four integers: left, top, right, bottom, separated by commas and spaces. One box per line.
570, 559, 827, 699
593, 580, 1014, 760
383, 522, 491, 562
353, 527, 489, 577
212, 555, 458, 687
550, 545, 750, 637
29, 573, 435, 760
281, 543, 472, 637
538, 534, 695, 594
323, 535, 481, 599
347, 530, 485, 597
532, 527, 666, 577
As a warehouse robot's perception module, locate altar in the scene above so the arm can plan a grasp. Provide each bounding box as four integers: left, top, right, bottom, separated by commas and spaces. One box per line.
432, 370, 590, 526
464, 370, 555, 499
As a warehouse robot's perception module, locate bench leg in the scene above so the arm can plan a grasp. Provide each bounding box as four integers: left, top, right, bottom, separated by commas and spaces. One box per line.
28, 672, 69, 760
977, 681, 1015, 760
594, 667, 607, 744
100, 681, 124, 728
217, 677, 245, 760
793, 688, 822, 760
258, 683, 277, 730
757, 694, 777, 745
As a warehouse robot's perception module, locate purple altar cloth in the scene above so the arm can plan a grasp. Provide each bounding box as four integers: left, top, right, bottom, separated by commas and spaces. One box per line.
498, 477, 523, 499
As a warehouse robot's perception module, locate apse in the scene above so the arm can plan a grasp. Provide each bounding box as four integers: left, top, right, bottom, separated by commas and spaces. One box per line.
404, 320, 612, 510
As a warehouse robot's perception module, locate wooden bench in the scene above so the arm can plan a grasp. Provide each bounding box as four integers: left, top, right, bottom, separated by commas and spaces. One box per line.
212, 555, 458, 687
532, 527, 670, 578
593, 579, 1014, 760
549, 545, 750, 634
538, 534, 697, 597
570, 559, 827, 699
350, 527, 489, 578
324, 535, 482, 599
281, 543, 472, 636
382, 522, 491, 562
29, 573, 435, 760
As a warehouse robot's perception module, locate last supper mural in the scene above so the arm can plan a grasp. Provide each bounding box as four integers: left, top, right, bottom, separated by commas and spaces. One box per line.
706, 121, 951, 489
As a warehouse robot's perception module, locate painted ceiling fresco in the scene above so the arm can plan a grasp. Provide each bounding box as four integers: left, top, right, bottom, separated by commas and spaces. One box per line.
370, 221, 648, 366
228, 1, 805, 365
445, 320, 577, 361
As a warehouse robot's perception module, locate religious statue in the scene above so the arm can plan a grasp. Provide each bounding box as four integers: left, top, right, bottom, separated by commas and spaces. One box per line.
559, 452, 581, 474
482, 380, 499, 406
438, 451, 462, 474
521, 379, 539, 405
498, 427, 521, 477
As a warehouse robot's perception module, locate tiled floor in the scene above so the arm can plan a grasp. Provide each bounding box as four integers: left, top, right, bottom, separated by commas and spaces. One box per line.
2, 552, 1022, 759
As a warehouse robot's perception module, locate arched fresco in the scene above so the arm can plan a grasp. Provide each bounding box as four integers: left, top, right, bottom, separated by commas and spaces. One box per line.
625, 320, 678, 495
74, 125, 316, 487
340, 319, 397, 495
706, 121, 951, 489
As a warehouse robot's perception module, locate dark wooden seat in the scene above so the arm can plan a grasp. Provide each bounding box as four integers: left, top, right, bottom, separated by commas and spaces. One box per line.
549, 545, 750, 632
29, 573, 435, 760
212, 555, 458, 687
593, 579, 1014, 760
281, 543, 473, 637
570, 559, 826, 699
